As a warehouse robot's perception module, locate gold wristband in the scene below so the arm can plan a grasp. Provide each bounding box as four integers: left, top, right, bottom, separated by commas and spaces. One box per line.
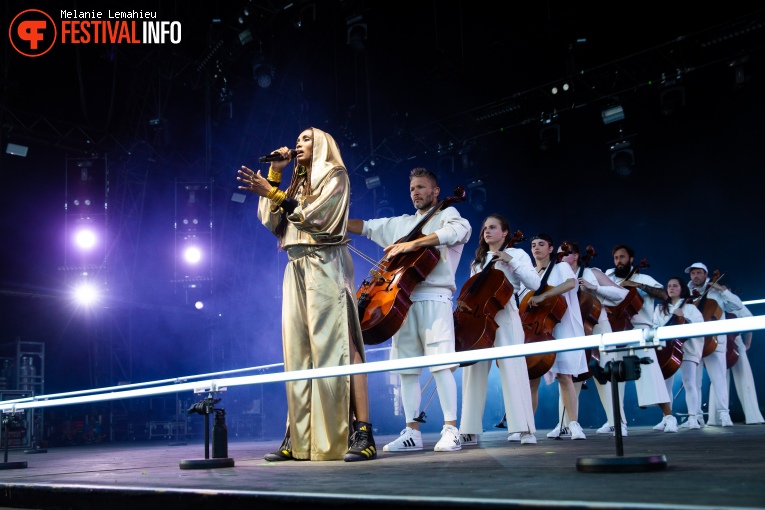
266, 186, 287, 206
267, 165, 282, 183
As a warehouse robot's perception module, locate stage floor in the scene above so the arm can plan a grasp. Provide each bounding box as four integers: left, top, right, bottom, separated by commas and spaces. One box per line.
1, 423, 764, 510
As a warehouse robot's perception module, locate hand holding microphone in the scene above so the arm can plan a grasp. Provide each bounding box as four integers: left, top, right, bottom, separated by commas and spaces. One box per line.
258, 149, 297, 163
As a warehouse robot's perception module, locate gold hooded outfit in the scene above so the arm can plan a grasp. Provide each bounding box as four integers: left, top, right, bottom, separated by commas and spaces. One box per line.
258, 128, 365, 460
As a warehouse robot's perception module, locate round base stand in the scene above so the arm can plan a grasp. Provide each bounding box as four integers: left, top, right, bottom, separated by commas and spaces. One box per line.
0, 461, 28, 470
576, 454, 667, 473
24, 448, 47, 454
179, 458, 234, 470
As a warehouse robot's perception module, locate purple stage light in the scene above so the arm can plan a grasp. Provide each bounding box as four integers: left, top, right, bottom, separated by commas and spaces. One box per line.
73, 283, 99, 306
74, 228, 97, 250
183, 246, 202, 264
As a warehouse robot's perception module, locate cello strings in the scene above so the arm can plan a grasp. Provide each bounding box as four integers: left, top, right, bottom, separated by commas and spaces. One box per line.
348, 243, 384, 271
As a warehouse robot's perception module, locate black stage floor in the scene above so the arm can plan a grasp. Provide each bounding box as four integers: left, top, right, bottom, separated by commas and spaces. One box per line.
1, 423, 764, 510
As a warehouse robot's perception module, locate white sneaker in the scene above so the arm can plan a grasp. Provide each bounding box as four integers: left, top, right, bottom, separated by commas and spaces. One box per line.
507, 432, 521, 442
595, 423, 628, 436
546, 424, 570, 438
663, 415, 678, 433
720, 412, 734, 427
568, 421, 586, 440
460, 433, 478, 446
596, 422, 613, 434
383, 427, 423, 452
682, 414, 706, 428
613, 424, 628, 437
687, 416, 701, 429
434, 425, 462, 452
653, 416, 667, 431
520, 432, 537, 445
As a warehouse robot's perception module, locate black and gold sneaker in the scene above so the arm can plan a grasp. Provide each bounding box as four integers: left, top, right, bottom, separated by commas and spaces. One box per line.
344, 421, 377, 462
264, 435, 293, 461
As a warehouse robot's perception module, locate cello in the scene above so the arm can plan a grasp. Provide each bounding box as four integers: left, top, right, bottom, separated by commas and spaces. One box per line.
605, 258, 650, 332
572, 245, 602, 384
691, 270, 724, 358
577, 246, 603, 336
518, 242, 572, 379
724, 312, 740, 369
356, 187, 466, 345
655, 302, 689, 380
453, 230, 525, 366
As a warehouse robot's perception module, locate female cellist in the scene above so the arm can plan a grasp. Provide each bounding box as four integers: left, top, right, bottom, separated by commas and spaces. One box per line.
653, 277, 705, 429
458, 215, 541, 445
558, 241, 629, 437
519, 234, 587, 440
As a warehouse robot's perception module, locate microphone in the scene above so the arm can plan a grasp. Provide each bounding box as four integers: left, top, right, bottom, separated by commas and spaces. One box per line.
258, 150, 297, 163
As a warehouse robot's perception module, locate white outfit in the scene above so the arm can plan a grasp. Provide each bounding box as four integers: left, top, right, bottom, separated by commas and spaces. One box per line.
534, 262, 587, 376
708, 305, 764, 424
653, 301, 705, 419
573, 267, 630, 427
605, 269, 670, 407
688, 278, 744, 424
362, 206, 471, 423
459, 247, 540, 435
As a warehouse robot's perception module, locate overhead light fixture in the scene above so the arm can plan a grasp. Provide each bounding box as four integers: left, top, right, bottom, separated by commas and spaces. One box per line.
6, 143, 28, 157
238, 29, 253, 45
609, 140, 634, 176
253, 62, 275, 89
551, 83, 570, 95
539, 124, 560, 151
346, 15, 367, 52
365, 176, 381, 189
601, 105, 624, 125
660, 86, 685, 116
731, 55, 750, 89
467, 179, 487, 213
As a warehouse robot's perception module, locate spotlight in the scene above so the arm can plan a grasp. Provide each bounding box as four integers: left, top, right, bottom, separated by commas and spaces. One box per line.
467, 179, 487, 213
610, 140, 634, 176
73, 283, 99, 306
5, 143, 28, 157
73, 217, 99, 251
601, 105, 625, 125
195, 301, 205, 310
184, 246, 202, 264
346, 15, 367, 53
539, 124, 560, 151
659, 86, 685, 116
74, 228, 97, 250
365, 176, 381, 189
252, 50, 275, 89
253, 62, 275, 89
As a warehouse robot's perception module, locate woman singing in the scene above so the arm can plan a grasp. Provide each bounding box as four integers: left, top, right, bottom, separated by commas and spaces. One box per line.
238, 128, 375, 461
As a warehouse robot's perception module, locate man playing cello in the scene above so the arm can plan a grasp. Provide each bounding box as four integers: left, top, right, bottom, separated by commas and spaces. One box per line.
347, 167, 471, 452
605, 244, 676, 433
